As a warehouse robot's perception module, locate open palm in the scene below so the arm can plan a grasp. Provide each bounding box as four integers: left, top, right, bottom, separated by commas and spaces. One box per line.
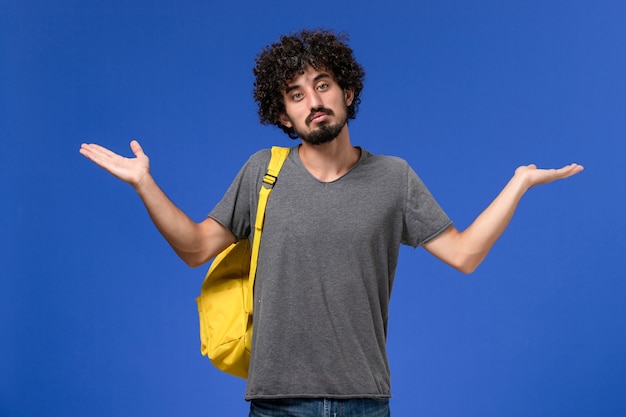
515, 163, 584, 188
79, 140, 150, 187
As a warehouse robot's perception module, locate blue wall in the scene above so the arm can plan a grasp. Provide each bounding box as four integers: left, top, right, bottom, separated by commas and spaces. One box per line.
2, 1, 625, 416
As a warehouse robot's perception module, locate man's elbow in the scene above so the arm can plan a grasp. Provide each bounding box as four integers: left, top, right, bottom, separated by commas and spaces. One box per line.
454, 254, 484, 274
184, 258, 204, 268
176, 250, 209, 268
457, 262, 478, 274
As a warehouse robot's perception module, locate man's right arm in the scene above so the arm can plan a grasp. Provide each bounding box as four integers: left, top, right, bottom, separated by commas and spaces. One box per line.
79, 140, 235, 267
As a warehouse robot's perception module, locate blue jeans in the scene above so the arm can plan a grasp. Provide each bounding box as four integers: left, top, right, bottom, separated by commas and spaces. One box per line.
249, 398, 390, 417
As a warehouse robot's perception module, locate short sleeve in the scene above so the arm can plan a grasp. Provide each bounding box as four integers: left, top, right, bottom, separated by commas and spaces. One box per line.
402, 166, 453, 247
208, 150, 271, 241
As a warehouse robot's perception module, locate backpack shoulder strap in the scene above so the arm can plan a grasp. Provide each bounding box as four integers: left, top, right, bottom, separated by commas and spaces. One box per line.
263, 146, 290, 188
245, 146, 290, 313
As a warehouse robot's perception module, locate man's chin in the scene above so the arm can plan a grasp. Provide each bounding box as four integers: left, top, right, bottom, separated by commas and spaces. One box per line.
302, 134, 337, 146
299, 123, 345, 146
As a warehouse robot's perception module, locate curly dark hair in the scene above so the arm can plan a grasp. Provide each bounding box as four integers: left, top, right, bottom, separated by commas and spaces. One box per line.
253, 29, 365, 138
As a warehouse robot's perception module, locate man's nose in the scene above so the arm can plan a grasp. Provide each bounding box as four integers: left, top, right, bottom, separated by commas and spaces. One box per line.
307, 89, 323, 109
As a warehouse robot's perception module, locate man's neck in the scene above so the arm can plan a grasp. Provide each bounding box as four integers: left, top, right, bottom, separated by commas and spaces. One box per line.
298, 127, 360, 182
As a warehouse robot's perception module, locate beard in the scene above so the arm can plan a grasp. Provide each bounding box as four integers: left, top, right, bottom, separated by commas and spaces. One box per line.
289, 105, 348, 146
298, 120, 346, 145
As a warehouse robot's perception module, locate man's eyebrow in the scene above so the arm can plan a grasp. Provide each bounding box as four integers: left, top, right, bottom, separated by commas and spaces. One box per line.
283, 72, 333, 94
284, 84, 299, 94
313, 72, 332, 82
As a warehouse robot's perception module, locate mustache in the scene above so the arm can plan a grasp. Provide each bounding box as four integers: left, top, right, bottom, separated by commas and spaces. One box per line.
305, 107, 334, 125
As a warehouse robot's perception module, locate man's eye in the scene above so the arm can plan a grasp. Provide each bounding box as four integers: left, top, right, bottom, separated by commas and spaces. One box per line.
292, 92, 303, 100
317, 83, 329, 91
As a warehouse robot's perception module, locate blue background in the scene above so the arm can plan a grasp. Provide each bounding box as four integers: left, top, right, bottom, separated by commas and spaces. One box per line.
2, 1, 625, 416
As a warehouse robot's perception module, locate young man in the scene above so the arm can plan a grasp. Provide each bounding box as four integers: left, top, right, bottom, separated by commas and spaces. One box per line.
80, 29, 583, 417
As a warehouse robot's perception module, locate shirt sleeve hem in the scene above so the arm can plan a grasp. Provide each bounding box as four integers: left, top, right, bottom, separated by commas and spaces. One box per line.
418, 220, 454, 247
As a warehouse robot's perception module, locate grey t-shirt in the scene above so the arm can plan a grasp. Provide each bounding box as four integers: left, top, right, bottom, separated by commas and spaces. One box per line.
209, 146, 452, 400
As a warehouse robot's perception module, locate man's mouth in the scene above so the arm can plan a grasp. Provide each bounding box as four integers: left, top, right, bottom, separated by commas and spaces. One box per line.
306, 108, 333, 125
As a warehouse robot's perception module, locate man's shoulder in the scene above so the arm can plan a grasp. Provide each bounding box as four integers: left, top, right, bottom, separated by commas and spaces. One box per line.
361, 149, 411, 171
246, 148, 272, 165
246, 146, 295, 166
233, 148, 273, 176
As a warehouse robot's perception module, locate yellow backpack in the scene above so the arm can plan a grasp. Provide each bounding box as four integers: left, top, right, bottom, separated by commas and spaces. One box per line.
196, 147, 290, 378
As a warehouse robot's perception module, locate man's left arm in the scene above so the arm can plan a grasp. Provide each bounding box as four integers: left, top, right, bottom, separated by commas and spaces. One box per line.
423, 163, 584, 274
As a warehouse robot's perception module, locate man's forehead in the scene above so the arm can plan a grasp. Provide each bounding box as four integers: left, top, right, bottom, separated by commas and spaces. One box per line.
283, 66, 334, 88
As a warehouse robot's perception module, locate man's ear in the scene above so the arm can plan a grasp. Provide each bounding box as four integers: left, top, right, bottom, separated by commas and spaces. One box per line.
279, 113, 292, 128
344, 89, 354, 106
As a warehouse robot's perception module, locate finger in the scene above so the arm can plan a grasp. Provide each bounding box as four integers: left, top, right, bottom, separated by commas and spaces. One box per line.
80, 143, 99, 155
81, 143, 116, 157
79, 143, 105, 160
130, 140, 145, 158
559, 163, 580, 172
80, 143, 119, 164
553, 163, 584, 179
79, 143, 128, 173
564, 163, 584, 176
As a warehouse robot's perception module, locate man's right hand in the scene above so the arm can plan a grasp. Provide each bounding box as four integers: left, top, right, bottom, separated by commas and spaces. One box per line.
79, 140, 150, 188
79, 139, 235, 266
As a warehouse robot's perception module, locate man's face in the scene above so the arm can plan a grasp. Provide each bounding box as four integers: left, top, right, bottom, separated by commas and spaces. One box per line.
279, 66, 354, 145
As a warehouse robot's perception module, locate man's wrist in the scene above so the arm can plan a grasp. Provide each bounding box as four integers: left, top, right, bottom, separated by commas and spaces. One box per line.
133, 172, 155, 195
511, 167, 534, 193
